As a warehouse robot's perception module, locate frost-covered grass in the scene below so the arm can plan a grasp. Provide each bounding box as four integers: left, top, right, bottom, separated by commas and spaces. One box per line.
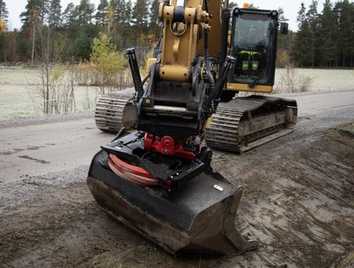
0, 67, 97, 120
274, 68, 354, 93
0, 66, 353, 120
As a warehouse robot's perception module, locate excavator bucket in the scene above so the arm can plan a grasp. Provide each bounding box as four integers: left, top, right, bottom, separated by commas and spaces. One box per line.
87, 148, 257, 256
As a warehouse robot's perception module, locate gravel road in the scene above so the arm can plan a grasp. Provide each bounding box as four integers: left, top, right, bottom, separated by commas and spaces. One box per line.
1, 90, 354, 268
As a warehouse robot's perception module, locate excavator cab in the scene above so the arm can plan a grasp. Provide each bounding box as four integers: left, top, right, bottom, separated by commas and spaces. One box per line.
206, 8, 297, 153
227, 8, 282, 93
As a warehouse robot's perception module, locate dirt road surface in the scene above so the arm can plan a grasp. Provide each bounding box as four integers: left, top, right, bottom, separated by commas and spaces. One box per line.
1, 90, 354, 268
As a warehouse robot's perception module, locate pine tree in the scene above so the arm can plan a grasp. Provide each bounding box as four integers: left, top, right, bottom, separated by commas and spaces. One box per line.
132, 0, 149, 34
96, 0, 108, 26
123, 0, 132, 26
292, 3, 313, 66
62, 3, 79, 28
306, 0, 319, 67
48, 0, 62, 28
113, 0, 126, 29
21, 0, 43, 29
335, 0, 353, 67
121, 0, 133, 47
292, 1, 354, 67
77, 0, 95, 25
0, 0, 8, 23
149, 0, 160, 36
0, 0, 9, 62
318, 0, 336, 67
20, 0, 47, 64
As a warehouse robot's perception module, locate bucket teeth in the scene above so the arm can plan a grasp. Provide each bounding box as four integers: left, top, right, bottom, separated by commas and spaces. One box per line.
87, 149, 257, 256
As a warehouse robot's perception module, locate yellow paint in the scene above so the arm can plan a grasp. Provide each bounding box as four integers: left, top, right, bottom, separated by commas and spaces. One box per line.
159, 0, 223, 81
160, 65, 190, 81
206, 117, 213, 128
160, 1, 205, 81
227, 83, 273, 93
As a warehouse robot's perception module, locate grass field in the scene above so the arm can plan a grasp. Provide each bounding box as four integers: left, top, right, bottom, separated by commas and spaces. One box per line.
0, 66, 353, 120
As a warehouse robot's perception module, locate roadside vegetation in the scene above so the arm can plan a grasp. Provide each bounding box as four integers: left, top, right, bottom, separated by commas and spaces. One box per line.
90, 33, 127, 94
274, 65, 313, 93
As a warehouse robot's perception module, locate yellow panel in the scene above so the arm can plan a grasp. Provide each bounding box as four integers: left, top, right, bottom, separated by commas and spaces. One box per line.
160, 65, 190, 81
160, 1, 203, 81
227, 83, 273, 93
200, 1, 222, 58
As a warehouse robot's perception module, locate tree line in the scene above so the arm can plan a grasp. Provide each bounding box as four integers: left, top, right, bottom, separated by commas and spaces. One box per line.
0, 0, 353, 68
291, 0, 354, 68
0, 0, 159, 63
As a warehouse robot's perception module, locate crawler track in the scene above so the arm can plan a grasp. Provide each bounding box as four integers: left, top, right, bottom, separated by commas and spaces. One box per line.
95, 94, 133, 133
206, 96, 298, 153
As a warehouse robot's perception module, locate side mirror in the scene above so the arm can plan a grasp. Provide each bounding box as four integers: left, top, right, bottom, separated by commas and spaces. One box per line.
280, 22, 289, 35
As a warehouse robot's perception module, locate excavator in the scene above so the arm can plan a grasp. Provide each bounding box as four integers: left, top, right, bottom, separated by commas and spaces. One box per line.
88, 0, 297, 256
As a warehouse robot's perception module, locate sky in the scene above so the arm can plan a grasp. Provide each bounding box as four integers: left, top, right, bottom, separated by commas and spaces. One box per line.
5, 0, 332, 31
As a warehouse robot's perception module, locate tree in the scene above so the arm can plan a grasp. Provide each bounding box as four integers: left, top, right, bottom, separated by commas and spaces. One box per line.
62, 2, 78, 28
132, 0, 149, 42
121, 0, 133, 47
48, 0, 62, 28
77, 0, 95, 25
21, 0, 48, 28
306, 0, 319, 67
123, 0, 132, 27
96, 0, 108, 27
292, 3, 313, 66
90, 32, 126, 93
0, 0, 9, 61
149, 0, 160, 36
21, 0, 46, 64
114, 0, 124, 23
334, 0, 354, 67
318, 0, 336, 67
21, 0, 42, 29
109, 0, 134, 48
0, 0, 8, 25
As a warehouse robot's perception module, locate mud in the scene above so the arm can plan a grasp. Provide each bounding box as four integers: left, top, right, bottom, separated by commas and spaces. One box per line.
0, 121, 354, 267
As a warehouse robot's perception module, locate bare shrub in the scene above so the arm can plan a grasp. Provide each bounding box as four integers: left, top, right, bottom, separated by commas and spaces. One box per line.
72, 62, 96, 87
274, 65, 313, 93
72, 63, 132, 91
38, 64, 76, 114
277, 49, 290, 68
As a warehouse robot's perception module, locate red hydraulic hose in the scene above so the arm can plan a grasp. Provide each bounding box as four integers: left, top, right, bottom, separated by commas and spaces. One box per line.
108, 154, 159, 186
